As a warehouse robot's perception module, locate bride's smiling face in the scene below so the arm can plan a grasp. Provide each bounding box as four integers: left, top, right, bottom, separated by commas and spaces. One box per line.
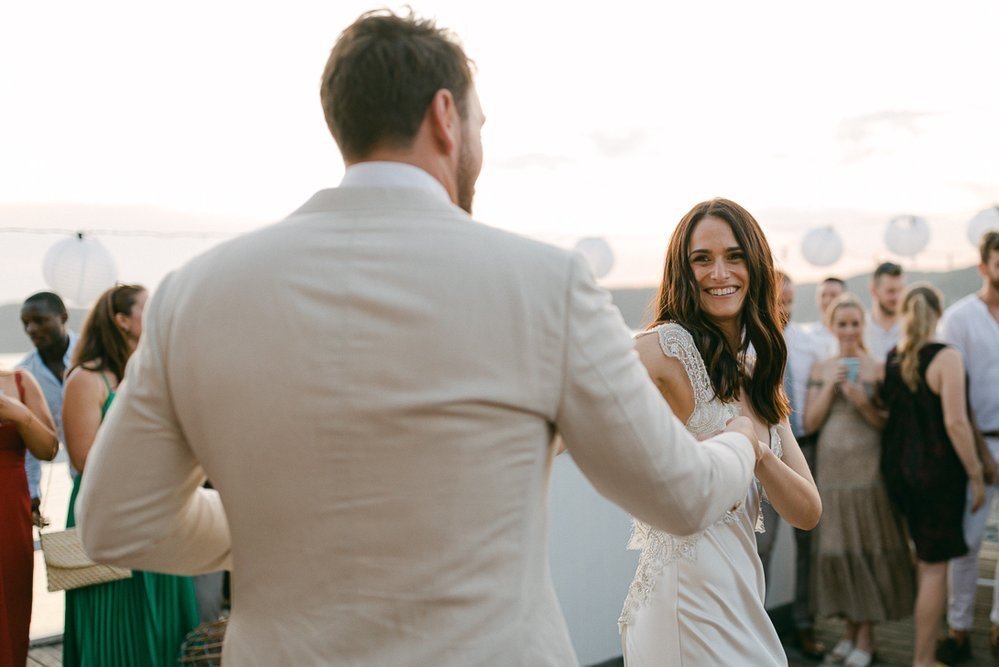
687, 215, 749, 326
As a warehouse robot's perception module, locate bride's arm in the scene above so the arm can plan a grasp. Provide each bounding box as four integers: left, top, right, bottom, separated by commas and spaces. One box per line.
755, 419, 821, 530
634, 334, 695, 421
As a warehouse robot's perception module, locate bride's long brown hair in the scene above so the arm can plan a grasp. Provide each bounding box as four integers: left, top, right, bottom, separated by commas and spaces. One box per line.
648, 198, 789, 425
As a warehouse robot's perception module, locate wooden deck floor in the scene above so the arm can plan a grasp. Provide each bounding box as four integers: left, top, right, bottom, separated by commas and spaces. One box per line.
788, 540, 999, 666
26, 642, 61, 667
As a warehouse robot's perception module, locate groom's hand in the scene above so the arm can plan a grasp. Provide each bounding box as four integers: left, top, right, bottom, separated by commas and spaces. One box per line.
724, 416, 763, 463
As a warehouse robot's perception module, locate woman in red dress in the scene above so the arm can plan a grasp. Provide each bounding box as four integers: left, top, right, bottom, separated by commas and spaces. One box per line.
0, 368, 58, 667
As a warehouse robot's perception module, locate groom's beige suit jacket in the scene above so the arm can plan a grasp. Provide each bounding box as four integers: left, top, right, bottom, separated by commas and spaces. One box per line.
77, 175, 755, 665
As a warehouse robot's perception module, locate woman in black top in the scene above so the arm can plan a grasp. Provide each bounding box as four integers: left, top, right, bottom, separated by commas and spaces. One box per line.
881, 283, 985, 667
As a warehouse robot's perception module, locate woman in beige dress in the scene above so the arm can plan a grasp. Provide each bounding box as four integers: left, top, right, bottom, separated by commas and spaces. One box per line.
805, 294, 916, 667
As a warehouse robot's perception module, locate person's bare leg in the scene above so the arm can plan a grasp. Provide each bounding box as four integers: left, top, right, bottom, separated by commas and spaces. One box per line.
914, 561, 948, 667
844, 619, 858, 642
830, 620, 859, 661
854, 622, 874, 655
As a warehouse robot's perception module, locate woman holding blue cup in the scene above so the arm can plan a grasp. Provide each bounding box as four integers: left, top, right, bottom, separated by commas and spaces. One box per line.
804, 293, 915, 667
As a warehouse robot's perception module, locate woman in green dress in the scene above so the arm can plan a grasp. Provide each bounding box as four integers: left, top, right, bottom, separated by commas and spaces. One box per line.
62, 284, 199, 666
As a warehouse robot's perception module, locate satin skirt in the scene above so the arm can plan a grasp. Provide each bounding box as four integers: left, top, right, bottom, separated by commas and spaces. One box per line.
621, 501, 786, 666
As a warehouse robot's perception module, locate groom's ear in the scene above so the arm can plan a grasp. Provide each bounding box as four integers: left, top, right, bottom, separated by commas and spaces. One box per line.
426, 89, 461, 159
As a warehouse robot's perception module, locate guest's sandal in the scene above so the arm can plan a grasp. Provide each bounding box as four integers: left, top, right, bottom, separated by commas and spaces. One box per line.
823, 639, 854, 665
843, 648, 874, 667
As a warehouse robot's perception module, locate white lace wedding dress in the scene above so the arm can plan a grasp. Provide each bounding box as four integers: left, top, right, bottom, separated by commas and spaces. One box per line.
619, 323, 786, 666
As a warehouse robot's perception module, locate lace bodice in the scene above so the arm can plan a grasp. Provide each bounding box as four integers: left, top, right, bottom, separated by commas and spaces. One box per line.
651, 323, 742, 437
620, 323, 782, 630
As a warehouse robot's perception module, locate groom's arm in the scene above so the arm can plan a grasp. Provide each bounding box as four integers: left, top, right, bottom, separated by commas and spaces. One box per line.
555, 254, 755, 536
76, 273, 232, 574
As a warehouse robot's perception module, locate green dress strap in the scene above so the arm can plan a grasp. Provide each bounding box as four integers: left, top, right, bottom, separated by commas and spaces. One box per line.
99, 372, 116, 418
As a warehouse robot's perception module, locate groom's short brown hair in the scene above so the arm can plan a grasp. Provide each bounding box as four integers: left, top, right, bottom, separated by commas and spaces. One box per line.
320, 10, 474, 161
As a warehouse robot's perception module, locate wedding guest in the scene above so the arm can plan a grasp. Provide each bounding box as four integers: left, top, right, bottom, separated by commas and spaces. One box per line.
806, 294, 915, 667
0, 367, 57, 667
620, 199, 821, 665
934, 231, 999, 664
881, 283, 987, 667
756, 270, 825, 660
74, 11, 757, 665
62, 284, 198, 666
865, 262, 905, 362
808, 277, 845, 359
17, 291, 78, 525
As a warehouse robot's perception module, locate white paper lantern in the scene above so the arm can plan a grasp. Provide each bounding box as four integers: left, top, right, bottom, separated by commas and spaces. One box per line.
967, 206, 999, 246
801, 227, 843, 267
573, 237, 614, 279
884, 215, 930, 257
42, 233, 118, 307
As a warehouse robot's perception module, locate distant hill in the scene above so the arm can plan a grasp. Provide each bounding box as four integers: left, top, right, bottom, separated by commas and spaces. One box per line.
0, 265, 983, 353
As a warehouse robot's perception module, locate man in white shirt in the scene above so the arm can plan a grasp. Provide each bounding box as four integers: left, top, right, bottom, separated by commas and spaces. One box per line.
936, 230, 999, 663
76, 10, 758, 665
806, 276, 844, 360
865, 261, 905, 362
757, 271, 825, 659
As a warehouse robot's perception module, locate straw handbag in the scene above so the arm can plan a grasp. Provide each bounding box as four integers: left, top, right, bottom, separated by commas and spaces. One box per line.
37, 466, 130, 592
179, 617, 228, 665
40, 527, 132, 592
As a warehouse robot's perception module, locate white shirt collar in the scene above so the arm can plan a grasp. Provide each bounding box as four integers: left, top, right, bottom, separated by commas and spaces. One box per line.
339, 161, 451, 205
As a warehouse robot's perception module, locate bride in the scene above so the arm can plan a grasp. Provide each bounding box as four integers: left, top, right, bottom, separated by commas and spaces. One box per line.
619, 198, 822, 665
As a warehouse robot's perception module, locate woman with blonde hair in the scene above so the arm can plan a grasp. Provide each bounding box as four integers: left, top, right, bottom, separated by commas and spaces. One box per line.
62, 284, 199, 666
881, 283, 985, 667
805, 294, 915, 667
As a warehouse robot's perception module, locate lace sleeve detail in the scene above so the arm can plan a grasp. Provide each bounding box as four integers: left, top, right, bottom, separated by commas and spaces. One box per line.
769, 424, 783, 460
655, 323, 714, 408
654, 323, 734, 436
627, 518, 650, 550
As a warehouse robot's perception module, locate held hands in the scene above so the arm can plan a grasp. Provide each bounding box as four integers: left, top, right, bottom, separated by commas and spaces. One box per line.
725, 415, 768, 465
821, 361, 846, 387
838, 378, 868, 408
824, 360, 867, 407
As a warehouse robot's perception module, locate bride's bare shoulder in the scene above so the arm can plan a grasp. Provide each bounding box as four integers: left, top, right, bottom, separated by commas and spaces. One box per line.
634, 326, 696, 418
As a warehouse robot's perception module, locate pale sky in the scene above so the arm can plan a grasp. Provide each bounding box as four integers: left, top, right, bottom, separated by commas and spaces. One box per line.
2, 0, 998, 306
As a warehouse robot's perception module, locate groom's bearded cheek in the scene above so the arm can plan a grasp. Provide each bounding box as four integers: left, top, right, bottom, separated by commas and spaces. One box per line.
456, 129, 477, 215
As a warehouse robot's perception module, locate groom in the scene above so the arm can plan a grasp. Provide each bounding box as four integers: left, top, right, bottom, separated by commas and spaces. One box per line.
77, 10, 758, 665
